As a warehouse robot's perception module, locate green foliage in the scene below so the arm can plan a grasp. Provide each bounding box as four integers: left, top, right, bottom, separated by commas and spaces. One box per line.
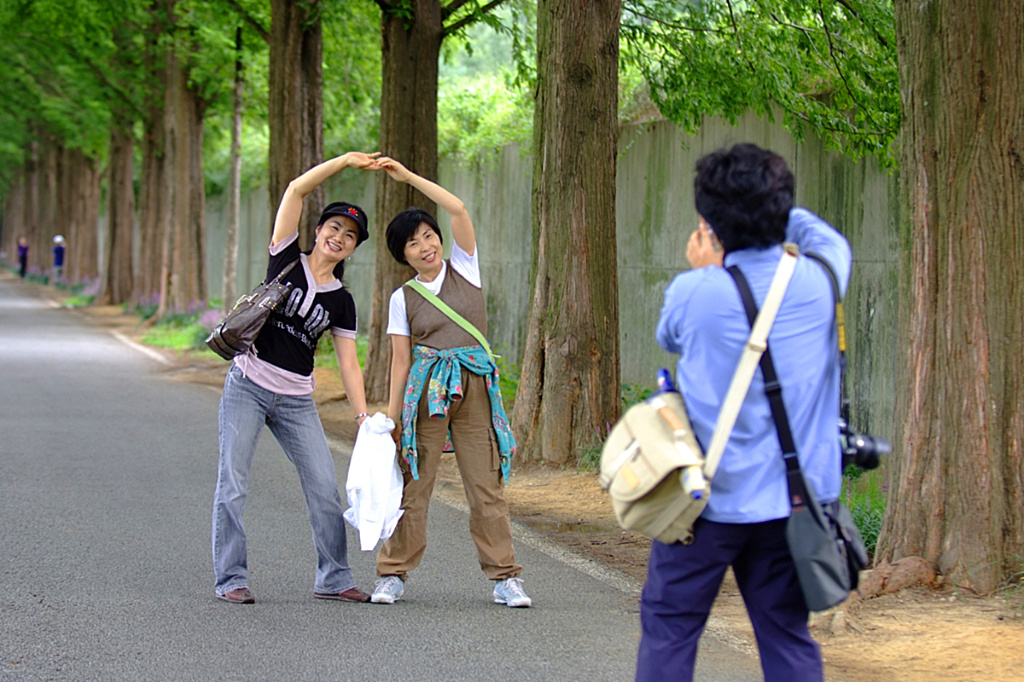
495, 350, 521, 411
621, 0, 899, 165
314, 333, 369, 371
64, 292, 97, 308
844, 473, 886, 554
621, 382, 654, 408
436, 2, 536, 165
321, 1, 382, 155
438, 73, 534, 165
576, 439, 604, 473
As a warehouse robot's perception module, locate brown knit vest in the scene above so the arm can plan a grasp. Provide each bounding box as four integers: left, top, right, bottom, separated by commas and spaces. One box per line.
403, 261, 488, 350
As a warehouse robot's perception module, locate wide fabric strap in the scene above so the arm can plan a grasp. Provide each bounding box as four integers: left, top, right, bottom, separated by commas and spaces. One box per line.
702, 245, 798, 480
404, 279, 496, 364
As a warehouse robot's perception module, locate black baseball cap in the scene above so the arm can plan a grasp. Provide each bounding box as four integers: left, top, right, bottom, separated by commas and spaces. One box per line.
318, 202, 369, 246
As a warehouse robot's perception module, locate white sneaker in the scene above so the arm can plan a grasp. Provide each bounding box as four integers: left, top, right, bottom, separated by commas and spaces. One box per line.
371, 575, 405, 604
493, 577, 532, 608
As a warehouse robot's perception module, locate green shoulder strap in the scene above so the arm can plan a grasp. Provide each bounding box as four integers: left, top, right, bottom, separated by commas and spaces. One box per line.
404, 279, 497, 364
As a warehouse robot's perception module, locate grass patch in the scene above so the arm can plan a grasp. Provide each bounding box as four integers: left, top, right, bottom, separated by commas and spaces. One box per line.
577, 439, 604, 473
64, 292, 96, 308
843, 474, 886, 555
314, 334, 369, 370
495, 350, 520, 410
141, 324, 207, 350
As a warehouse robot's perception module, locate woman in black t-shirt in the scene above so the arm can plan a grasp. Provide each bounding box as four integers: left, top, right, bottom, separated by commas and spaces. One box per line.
212, 152, 381, 605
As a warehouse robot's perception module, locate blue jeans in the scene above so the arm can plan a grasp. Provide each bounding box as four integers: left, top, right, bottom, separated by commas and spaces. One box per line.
636, 518, 823, 682
212, 365, 355, 596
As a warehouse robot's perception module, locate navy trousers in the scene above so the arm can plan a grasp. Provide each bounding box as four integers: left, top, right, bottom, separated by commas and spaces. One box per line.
635, 518, 823, 682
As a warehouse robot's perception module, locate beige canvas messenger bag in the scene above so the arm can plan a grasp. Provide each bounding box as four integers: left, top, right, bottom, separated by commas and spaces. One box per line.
599, 246, 799, 544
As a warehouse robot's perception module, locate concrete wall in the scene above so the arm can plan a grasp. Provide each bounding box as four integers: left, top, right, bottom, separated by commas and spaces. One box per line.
204, 114, 898, 437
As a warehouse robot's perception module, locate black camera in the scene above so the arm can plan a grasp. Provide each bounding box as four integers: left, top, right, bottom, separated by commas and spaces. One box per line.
839, 417, 891, 471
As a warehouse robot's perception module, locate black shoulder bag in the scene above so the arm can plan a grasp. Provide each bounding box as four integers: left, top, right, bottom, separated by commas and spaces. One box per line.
727, 262, 868, 612
205, 259, 300, 361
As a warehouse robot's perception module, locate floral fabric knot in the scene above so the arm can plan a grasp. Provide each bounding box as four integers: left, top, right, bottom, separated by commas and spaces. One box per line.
401, 345, 516, 482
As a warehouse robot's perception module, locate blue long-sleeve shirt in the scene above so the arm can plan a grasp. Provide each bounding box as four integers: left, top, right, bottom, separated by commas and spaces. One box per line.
656, 208, 852, 523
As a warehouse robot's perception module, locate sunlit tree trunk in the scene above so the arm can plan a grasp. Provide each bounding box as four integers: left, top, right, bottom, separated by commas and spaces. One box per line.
101, 112, 135, 305
156, 2, 207, 316
60, 147, 100, 283
269, 0, 323, 249
878, 0, 1024, 593
136, 3, 168, 309
511, 0, 622, 466
222, 26, 244, 313
363, 0, 442, 402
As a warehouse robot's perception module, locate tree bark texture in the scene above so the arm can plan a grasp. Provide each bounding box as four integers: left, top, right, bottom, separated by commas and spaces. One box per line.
879, 0, 1024, 593
223, 27, 244, 313
269, 0, 323, 250
136, 5, 169, 308
156, 5, 208, 317
102, 114, 136, 305
362, 0, 442, 403
4, 143, 100, 284
60, 147, 100, 283
511, 0, 622, 466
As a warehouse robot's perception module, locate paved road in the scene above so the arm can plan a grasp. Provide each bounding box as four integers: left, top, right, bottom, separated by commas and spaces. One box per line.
0, 276, 762, 681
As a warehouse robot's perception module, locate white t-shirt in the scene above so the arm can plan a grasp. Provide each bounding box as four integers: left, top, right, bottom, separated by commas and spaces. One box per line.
387, 241, 481, 337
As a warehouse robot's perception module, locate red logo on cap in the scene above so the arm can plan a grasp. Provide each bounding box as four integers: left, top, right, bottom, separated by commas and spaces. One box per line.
346, 207, 359, 218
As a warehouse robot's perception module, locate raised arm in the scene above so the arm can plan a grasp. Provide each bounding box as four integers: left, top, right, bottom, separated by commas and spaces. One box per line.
271, 151, 381, 246
785, 208, 853, 297
376, 157, 476, 256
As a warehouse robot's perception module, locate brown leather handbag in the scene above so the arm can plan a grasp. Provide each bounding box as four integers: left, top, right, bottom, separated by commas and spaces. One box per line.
205, 259, 299, 361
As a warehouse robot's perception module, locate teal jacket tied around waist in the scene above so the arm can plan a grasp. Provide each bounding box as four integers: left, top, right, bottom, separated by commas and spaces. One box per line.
401, 344, 516, 482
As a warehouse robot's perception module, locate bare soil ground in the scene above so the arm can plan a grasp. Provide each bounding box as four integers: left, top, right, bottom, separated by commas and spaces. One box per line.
70, 297, 1024, 681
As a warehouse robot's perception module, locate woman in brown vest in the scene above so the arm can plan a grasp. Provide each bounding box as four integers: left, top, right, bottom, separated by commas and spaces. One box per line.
369, 157, 531, 608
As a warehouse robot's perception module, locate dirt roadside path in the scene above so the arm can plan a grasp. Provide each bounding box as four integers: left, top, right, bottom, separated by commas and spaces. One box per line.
54, 291, 1024, 681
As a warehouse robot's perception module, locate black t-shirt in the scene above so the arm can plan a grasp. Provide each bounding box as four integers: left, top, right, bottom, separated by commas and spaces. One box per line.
252, 234, 357, 377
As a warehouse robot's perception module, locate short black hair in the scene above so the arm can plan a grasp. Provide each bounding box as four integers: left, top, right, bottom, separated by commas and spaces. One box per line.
385, 207, 443, 265
693, 143, 794, 253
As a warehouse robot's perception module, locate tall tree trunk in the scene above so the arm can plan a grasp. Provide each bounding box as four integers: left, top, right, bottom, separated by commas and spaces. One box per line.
878, 1, 1024, 593
136, 3, 169, 309
59, 147, 100, 284
72, 150, 101, 283
363, 0, 442, 403
511, 0, 622, 466
269, 0, 323, 248
23, 141, 40, 272
101, 114, 136, 305
2, 175, 29, 266
159, 22, 208, 315
223, 26, 244, 313
185, 84, 208, 308
38, 135, 58, 271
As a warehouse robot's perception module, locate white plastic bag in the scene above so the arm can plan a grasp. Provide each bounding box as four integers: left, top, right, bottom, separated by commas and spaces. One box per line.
343, 413, 405, 551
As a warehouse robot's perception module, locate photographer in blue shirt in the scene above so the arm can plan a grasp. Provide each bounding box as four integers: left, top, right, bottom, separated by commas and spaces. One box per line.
636, 143, 851, 682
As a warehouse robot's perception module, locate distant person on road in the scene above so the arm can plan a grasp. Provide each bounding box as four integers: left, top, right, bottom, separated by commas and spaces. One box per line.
368, 157, 530, 609
636, 143, 852, 681
52, 235, 66, 283
212, 151, 380, 605
17, 236, 29, 278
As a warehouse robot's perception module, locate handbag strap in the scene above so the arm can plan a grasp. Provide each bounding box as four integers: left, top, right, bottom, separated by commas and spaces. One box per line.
404, 279, 497, 364
726, 254, 810, 510
702, 245, 798, 480
270, 258, 300, 284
